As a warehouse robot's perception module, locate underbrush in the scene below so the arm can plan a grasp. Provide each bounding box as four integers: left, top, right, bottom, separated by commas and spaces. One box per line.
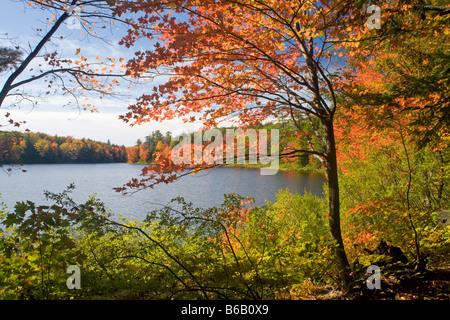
0, 185, 448, 300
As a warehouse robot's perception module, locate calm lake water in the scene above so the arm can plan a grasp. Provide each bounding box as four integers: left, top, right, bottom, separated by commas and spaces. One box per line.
0, 164, 326, 220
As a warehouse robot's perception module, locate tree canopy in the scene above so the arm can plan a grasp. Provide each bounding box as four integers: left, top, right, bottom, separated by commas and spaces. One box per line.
0, 0, 448, 298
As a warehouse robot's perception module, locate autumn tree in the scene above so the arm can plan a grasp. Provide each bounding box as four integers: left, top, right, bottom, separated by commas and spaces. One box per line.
126, 146, 139, 163
138, 144, 151, 162
112, 0, 372, 284
0, 0, 139, 123
334, 0, 449, 269
339, 0, 449, 150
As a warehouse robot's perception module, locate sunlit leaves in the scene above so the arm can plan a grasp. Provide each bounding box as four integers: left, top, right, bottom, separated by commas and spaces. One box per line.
339, 0, 450, 150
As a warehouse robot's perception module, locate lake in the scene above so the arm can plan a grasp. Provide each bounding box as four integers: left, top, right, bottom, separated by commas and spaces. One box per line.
0, 164, 326, 220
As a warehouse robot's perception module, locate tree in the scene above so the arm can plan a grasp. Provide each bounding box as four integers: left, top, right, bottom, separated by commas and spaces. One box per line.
0, 47, 22, 73
339, 0, 449, 150
34, 138, 51, 158
126, 146, 139, 163
113, 0, 365, 284
334, 0, 449, 270
0, 0, 138, 118
139, 144, 151, 162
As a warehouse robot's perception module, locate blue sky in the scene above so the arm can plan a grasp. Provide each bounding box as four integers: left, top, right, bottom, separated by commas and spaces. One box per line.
0, 0, 200, 146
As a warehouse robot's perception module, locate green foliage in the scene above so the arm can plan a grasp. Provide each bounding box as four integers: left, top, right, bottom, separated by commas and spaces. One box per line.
0, 192, 78, 298
261, 190, 335, 287
0, 185, 114, 299
1, 134, 447, 300
0, 187, 336, 299
339, 130, 450, 268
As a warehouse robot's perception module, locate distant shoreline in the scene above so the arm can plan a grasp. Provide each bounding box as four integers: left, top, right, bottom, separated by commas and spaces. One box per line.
2, 161, 325, 174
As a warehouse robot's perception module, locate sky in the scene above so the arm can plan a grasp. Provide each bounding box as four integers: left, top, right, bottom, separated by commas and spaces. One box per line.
0, 0, 201, 146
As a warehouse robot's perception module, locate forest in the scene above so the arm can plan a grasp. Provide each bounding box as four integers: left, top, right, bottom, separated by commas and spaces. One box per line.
125, 123, 323, 172
1, 124, 314, 169
0, 0, 448, 302
0, 130, 172, 165
0, 131, 127, 164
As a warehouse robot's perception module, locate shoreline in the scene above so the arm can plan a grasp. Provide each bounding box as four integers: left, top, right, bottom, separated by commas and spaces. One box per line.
3, 161, 325, 175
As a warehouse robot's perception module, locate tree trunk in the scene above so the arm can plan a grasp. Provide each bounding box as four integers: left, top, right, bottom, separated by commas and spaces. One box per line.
322, 118, 352, 286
